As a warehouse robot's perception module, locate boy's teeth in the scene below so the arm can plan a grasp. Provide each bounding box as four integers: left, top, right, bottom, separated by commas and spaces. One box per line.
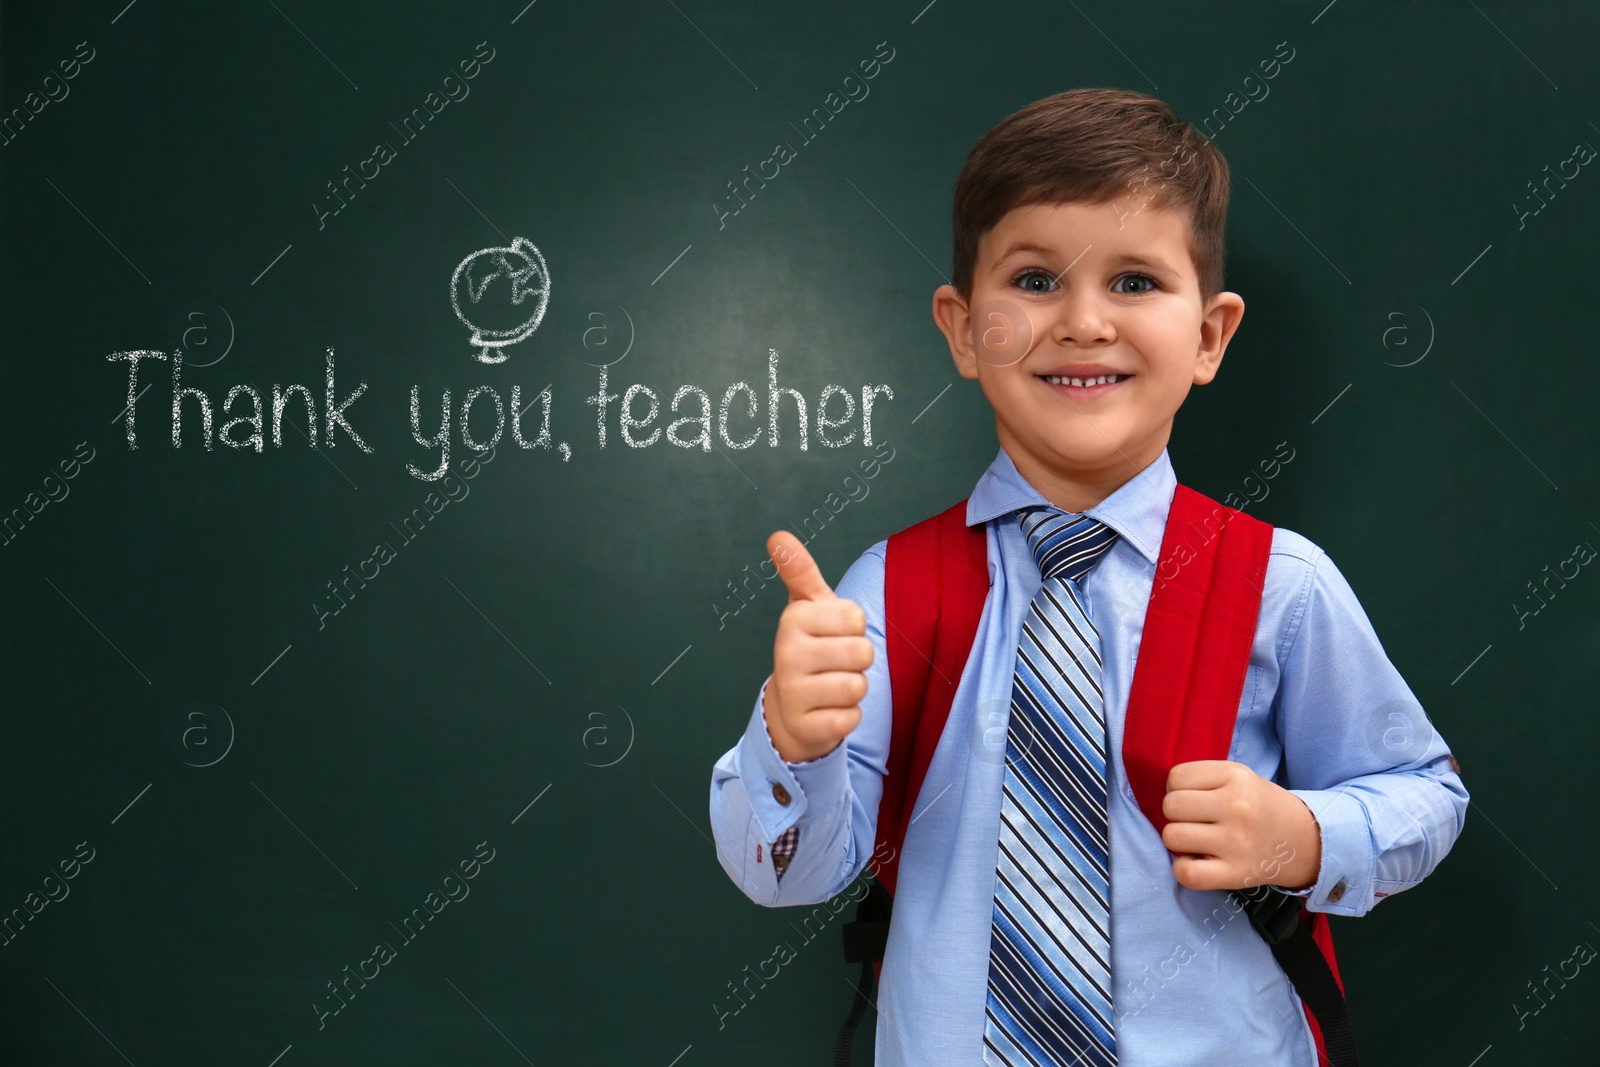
1043, 374, 1127, 386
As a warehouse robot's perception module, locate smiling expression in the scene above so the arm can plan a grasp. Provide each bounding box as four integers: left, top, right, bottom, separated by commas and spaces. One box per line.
933, 199, 1245, 512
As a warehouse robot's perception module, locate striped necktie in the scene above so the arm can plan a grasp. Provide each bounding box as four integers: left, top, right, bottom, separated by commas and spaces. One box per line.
983, 506, 1120, 1066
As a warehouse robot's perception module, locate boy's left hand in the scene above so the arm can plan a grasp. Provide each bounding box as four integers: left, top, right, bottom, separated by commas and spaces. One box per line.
1160, 760, 1322, 892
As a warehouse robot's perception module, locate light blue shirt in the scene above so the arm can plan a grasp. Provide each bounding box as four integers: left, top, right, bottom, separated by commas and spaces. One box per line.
709, 444, 1468, 1066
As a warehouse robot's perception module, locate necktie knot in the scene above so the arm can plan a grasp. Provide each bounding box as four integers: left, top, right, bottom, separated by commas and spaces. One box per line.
1021, 506, 1119, 584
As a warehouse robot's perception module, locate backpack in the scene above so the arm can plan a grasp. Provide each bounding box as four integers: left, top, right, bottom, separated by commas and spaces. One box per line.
833, 486, 1358, 1067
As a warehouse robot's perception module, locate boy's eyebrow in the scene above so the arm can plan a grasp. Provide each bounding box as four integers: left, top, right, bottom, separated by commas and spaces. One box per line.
993, 240, 1057, 262
1110, 253, 1183, 279
990, 241, 1184, 280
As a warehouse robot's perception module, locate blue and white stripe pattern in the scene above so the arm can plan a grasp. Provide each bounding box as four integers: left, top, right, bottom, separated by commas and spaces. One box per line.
983, 506, 1120, 1066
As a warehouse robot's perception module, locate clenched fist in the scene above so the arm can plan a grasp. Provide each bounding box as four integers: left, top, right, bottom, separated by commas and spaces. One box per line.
1160, 760, 1323, 892
761, 531, 874, 764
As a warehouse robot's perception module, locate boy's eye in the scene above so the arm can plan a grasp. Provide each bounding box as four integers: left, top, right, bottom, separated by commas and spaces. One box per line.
1112, 272, 1160, 295
1011, 268, 1059, 293
1009, 269, 1161, 295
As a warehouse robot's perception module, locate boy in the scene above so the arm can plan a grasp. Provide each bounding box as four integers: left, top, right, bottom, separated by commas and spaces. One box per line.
709, 88, 1467, 1066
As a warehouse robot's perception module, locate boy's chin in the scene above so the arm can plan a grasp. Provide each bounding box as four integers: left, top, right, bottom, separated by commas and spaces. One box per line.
1047, 444, 1132, 471
1007, 434, 1131, 470
1032, 422, 1124, 451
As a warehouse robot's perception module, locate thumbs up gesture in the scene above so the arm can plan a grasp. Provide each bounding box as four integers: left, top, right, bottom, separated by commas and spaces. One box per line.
762, 531, 875, 763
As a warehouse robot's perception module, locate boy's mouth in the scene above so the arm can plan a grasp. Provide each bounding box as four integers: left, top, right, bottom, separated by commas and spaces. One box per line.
1036, 372, 1132, 400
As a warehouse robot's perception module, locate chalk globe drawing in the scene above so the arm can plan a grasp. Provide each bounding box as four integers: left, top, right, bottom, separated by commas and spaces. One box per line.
451, 236, 551, 364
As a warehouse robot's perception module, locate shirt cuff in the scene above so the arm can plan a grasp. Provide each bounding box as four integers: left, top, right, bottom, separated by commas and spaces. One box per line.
771, 826, 800, 881
737, 675, 850, 843
1287, 787, 1375, 916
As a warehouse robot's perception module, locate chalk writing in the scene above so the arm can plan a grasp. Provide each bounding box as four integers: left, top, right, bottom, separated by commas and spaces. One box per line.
587, 348, 893, 452
106, 347, 370, 453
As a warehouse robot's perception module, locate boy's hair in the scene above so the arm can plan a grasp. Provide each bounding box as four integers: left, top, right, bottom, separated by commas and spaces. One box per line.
950, 88, 1230, 305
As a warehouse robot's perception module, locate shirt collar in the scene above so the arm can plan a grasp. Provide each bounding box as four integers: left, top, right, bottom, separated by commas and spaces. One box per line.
965, 444, 1175, 566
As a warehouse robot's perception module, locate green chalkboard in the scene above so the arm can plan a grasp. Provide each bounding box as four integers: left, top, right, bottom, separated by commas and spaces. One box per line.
2, 1, 1596, 1064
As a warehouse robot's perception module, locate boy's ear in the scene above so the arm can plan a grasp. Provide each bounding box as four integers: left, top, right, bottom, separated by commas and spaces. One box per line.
932, 284, 981, 381
1193, 291, 1246, 386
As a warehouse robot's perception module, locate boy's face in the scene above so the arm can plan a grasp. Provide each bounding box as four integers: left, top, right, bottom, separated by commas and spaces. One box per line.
932, 199, 1245, 510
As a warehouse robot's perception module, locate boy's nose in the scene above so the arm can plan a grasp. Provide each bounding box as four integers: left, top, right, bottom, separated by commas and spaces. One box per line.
1050, 300, 1116, 347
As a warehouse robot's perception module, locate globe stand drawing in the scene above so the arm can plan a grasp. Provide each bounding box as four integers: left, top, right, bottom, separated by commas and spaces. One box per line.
451, 236, 551, 364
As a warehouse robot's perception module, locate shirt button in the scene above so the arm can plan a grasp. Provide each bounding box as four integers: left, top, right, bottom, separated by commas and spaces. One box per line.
772, 783, 792, 806
1327, 880, 1348, 904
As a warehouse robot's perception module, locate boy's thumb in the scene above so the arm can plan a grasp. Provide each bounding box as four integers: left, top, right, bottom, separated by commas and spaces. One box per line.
767, 531, 834, 602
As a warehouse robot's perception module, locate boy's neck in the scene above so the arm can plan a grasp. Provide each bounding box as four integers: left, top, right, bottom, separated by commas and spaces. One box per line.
1000, 431, 1166, 515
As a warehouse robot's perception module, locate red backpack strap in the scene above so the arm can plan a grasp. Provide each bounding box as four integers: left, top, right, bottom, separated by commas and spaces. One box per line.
873, 499, 989, 897
1122, 483, 1274, 833
1123, 485, 1352, 1066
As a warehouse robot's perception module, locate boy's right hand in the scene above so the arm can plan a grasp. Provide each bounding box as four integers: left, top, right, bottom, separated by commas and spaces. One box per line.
762, 531, 875, 764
